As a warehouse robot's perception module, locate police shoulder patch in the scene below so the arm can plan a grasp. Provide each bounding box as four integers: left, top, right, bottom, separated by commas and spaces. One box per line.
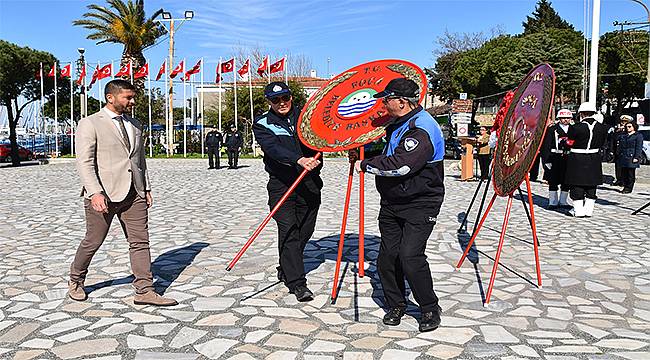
404, 138, 419, 152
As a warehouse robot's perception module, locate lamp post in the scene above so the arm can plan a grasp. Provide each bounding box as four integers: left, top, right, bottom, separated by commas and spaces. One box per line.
156, 10, 194, 156
76, 48, 86, 120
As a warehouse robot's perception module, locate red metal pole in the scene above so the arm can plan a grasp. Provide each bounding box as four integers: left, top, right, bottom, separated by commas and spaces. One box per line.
456, 193, 498, 268
485, 195, 514, 304
525, 175, 542, 287
358, 146, 365, 278
226, 152, 322, 271
331, 162, 355, 302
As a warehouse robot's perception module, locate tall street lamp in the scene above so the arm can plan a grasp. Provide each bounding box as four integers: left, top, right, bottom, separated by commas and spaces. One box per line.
156, 10, 194, 156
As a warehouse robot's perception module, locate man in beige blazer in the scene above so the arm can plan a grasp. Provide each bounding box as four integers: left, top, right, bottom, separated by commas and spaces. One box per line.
69, 79, 176, 306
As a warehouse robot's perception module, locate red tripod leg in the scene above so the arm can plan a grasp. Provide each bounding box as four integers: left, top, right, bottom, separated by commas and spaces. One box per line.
525, 175, 542, 287
331, 162, 355, 302
457, 193, 498, 268
358, 147, 365, 278
226, 153, 322, 271
485, 195, 514, 304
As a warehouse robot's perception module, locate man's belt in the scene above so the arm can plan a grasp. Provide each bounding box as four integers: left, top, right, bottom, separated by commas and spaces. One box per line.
570, 148, 599, 154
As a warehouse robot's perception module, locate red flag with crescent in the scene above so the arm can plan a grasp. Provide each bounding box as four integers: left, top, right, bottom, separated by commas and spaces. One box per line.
220, 58, 234, 73
155, 61, 166, 81
134, 63, 148, 79
115, 63, 131, 77
76, 65, 86, 85
238, 59, 250, 77
270, 58, 285, 73
97, 64, 112, 80
257, 56, 268, 76
47, 65, 56, 78
60, 64, 71, 78
170, 60, 184, 79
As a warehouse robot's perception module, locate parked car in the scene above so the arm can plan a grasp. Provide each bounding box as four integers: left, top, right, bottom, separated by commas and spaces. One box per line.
445, 137, 463, 160
0, 144, 34, 162
639, 125, 650, 165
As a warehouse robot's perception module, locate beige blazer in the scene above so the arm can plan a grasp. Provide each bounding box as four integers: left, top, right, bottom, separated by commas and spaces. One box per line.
75, 109, 151, 202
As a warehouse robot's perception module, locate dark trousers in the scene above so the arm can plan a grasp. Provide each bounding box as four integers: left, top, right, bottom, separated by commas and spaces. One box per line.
228, 148, 239, 168
207, 146, 220, 168
477, 154, 491, 180
529, 154, 541, 181
615, 162, 623, 184
621, 167, 636, 192
70, 186, 154, 294
570, 186, 597, 200
268, 179, 320, 290
377, 205, 440, 313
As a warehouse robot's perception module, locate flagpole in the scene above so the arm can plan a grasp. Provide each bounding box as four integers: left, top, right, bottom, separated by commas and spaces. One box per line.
285, 54, 288, 84
164, 60, 169, 155
147, 61, 153, 157
129, 60, 135, 117
218, 57, 222, 132
70, 62, 74, 156
183, 58, 187, 158
97, 61, 102, 111
234, 58, 238, 131
54, 62, 59, 156
40, 62, 45, 156
248, 58, 256, 155
200, 57, 205, 158
267, 55, 271, 84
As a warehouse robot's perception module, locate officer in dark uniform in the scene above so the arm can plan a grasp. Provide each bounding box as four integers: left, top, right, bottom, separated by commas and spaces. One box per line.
354, 78, 445, 332
252, 81, 322, 302
205, 128, 223, 169
541, 109, 572, 208
565, 102, 607, 217
225, 124, 243, 169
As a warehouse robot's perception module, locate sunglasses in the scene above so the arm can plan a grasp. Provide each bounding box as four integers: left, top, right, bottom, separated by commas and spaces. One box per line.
269, 95, 291, 104
626, 125, 634, 128
381, 96, 400, 103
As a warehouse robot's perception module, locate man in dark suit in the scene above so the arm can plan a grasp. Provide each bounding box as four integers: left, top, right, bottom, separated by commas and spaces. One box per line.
205, 128, 223, 169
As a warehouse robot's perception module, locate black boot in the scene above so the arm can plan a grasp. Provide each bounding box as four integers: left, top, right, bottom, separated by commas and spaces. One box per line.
419, 308, 442, 332
382, 307, 406, 326
291, 285, 313, 302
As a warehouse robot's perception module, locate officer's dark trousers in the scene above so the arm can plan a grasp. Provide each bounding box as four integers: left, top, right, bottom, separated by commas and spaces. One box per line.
207, 146, 220, 168
621, 167, 636, 192
529, 154, 541, 181
268, 178, 320, 291
570, 186, 597, 200
377, 205, 439, 313
228, 149, 239, 168
477, 154, 491, 180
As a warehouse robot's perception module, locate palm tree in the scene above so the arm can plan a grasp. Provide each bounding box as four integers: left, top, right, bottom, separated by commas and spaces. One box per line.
74, 0, 166, 87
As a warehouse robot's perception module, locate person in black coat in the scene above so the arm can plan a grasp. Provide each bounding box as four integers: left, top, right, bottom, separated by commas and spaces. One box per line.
252, 81, 322, 302
224, 124, 243, 169
612, 115, 632, 185
540, 109, 572, 208
205, 129, 223, 169
616, 120, 644, 193
564, 102, 607, 218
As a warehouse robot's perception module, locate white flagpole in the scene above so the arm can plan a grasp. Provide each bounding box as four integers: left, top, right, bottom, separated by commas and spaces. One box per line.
284, 54, 288, 84
191, 72, 195, 126
164, 60, 169, 155
234, 58, 238, 131
248, 59, 256, 155
97, 61, 102, 110
267, 55, 270, 84
218, 57, 222, 132
183, 58, 187, 158
147, 61, 153, 157
54, 62, 59, 156
40, 62, 45, 156
200, 57, 205, 158
70, 62, 74, 156
130, 60, 134, 117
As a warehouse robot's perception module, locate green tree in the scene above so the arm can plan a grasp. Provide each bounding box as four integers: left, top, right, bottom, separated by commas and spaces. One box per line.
523, 0, 574, 35
0, 40, 62, 166
73, 0, 165, 89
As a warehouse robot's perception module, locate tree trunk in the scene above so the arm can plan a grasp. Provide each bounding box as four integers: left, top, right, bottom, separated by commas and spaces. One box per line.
121, 51, 146, 92
5, 98, 21, 167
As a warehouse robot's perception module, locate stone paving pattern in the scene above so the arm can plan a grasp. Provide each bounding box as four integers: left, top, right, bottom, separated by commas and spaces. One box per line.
0, 158, 649, 359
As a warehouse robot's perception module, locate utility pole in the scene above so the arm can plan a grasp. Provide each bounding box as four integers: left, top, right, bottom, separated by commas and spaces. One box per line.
588, 0, 601, 104
156, 10, 194, 157
631, 0, 650, 97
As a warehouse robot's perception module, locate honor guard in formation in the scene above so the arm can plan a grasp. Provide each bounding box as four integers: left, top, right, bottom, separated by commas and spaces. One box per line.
253, 81, 323, 302
225, 124, 243, 169
564, 102, 607, 217
354, 78, 445, 332
205, 128, 223, 169
541, 109, 572, 208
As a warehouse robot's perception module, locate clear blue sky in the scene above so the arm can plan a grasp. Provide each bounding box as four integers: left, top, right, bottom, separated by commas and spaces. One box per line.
1, 0, 645, 75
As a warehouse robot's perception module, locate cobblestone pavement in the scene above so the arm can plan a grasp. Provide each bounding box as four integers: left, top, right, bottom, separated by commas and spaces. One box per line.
0, 158, 649, 360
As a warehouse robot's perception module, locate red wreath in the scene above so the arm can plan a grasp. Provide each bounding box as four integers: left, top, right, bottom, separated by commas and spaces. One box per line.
491, 90, 516, 137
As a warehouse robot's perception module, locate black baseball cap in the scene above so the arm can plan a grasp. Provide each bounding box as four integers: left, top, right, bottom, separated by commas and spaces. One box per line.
373, 78, 420, 99
264, 81, 292, 98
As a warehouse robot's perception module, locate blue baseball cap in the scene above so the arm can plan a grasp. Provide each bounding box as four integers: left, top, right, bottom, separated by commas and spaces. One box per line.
264, 81, 292, 98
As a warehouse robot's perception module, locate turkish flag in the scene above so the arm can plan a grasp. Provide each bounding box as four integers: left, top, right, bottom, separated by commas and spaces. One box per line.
215, 66, 222, 84
76, 65, 86, 85
220, 58, 234, 73
238, 59, 250, 77
257, 56, 268, 76
89, 65, 100, 87
115, 63, 131, 77
170, 60, 184, 79
97, 64, 112, 80
270, 58, 285, 74
185, 59, 202, 78
155, 61, 166, 81
134, 63, 148, 79
60, 64, 71, 78
47, 65, 56, 78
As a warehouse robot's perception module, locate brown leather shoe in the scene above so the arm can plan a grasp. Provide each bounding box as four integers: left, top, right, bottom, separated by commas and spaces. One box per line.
68, 281, 87, 301
133, 291, 178, 306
